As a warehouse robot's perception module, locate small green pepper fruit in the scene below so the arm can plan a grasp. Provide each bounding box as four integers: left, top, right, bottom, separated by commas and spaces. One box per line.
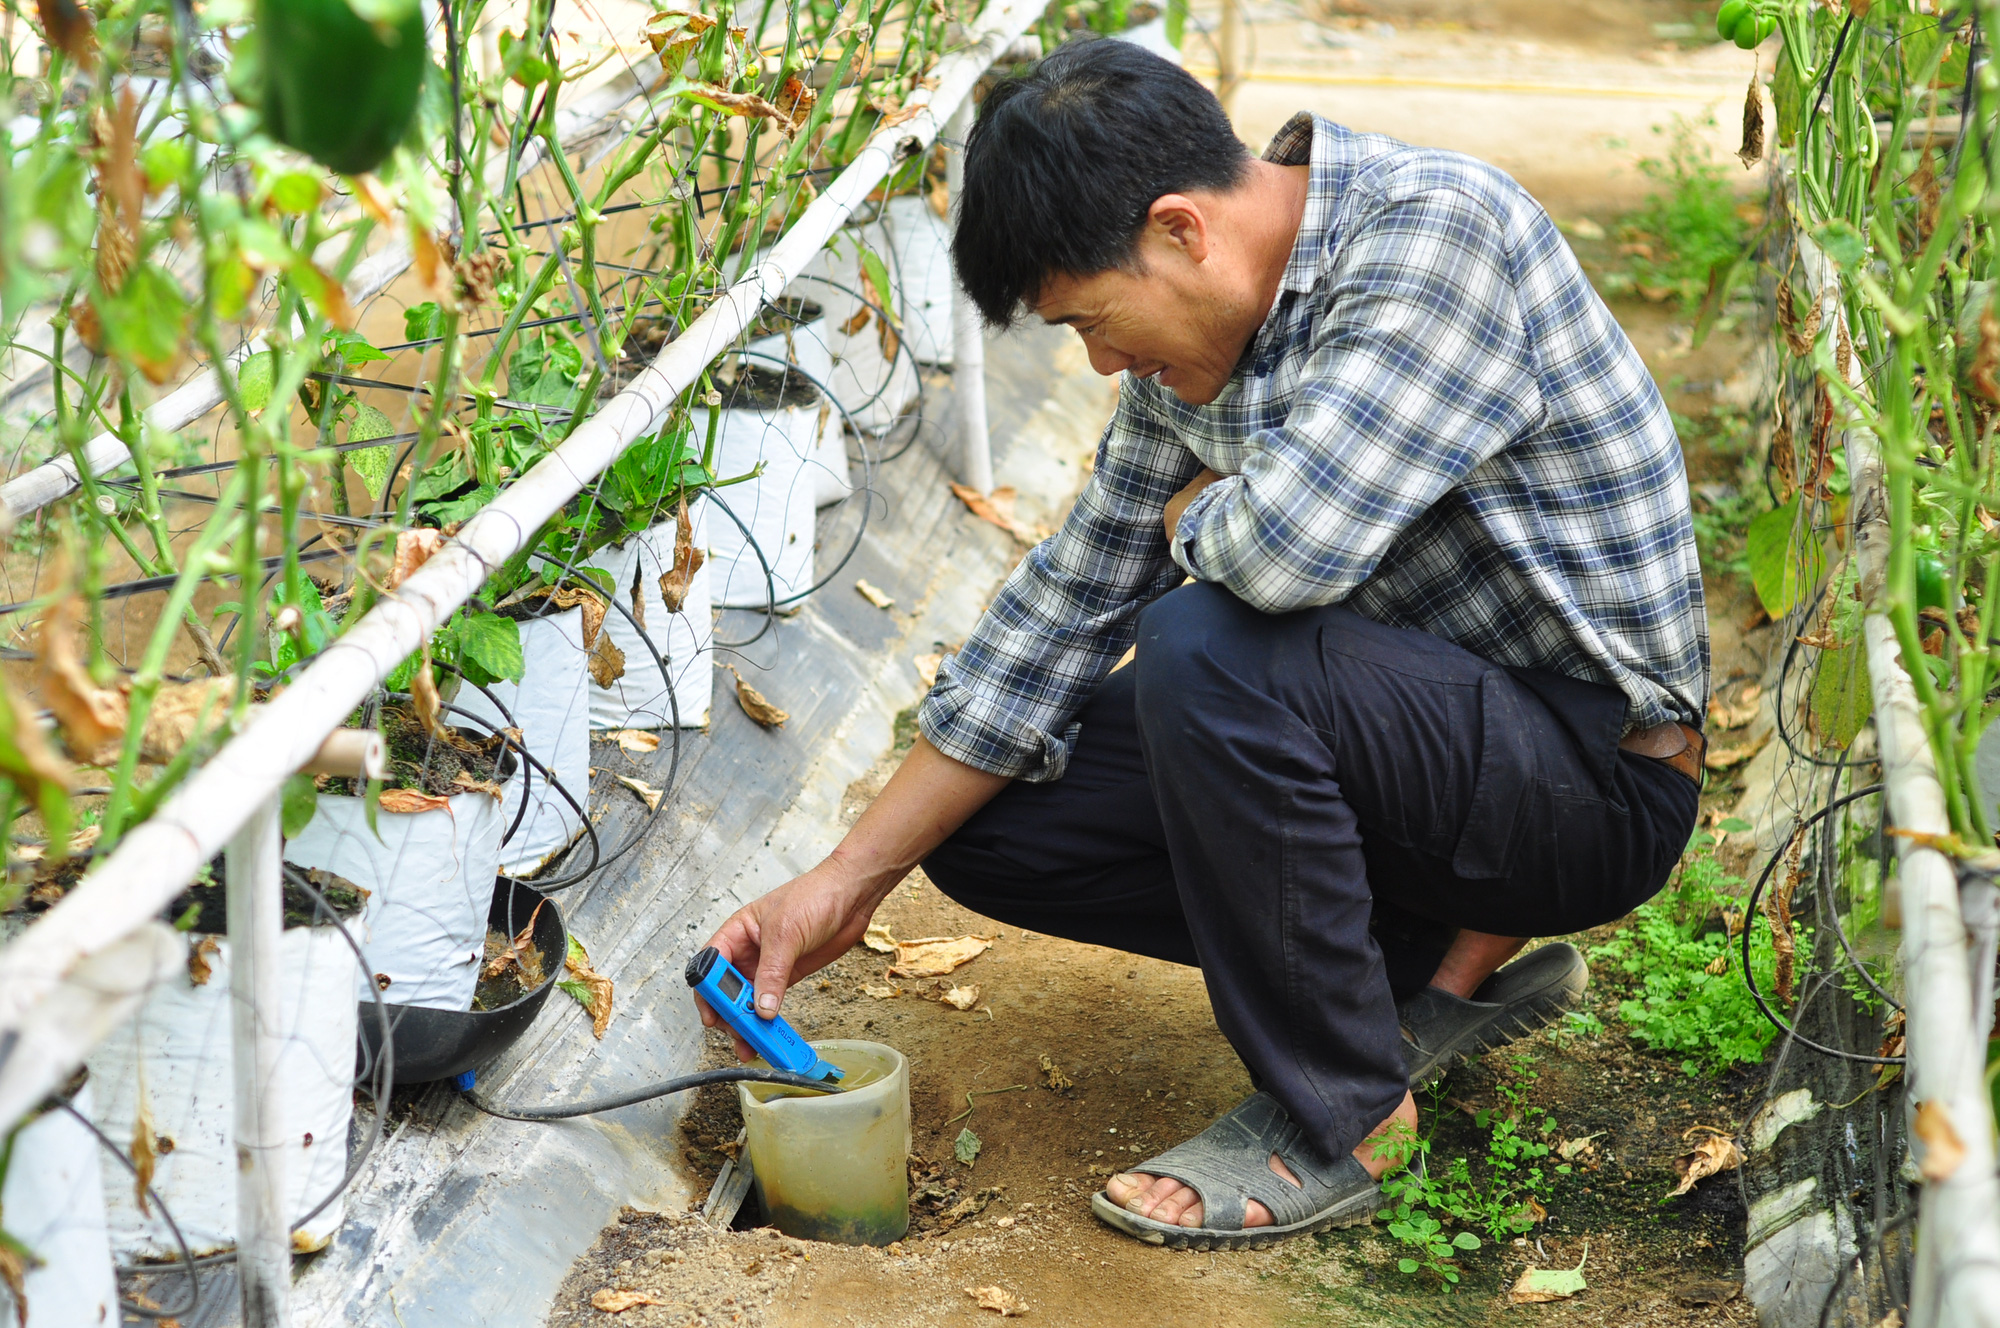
1715, 0, 1750, 40
1916, 550, 1949, 613
258, 0, 427, 177
1731, 9, 1767, 48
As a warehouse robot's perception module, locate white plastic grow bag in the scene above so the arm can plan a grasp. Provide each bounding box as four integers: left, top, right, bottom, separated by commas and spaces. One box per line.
1114, 14, 1183, 63
284, 790, 503, 1011
1, 1081, 116, 1327
792, 225, 920, 434
709, 393, 821, 609
745, 310, 852, 506
87, 926, 358, 1257
586, 510, 714, 730
884, 193, 954, 367
453, 607, 591, 876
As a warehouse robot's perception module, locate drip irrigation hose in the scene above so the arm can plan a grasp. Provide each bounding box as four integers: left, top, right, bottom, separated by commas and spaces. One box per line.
64, 1105, 202, 1320
1814, 746, 1904, 1014
1741, 782, 1907, 1064
702, 490, 781, 649
466, 1066, 841, 1121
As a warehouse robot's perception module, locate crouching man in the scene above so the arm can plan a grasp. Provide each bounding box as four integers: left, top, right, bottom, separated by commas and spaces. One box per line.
700, 37, 1706, 1249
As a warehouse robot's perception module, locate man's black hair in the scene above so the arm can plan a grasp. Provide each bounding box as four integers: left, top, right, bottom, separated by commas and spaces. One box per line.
952, 37, 1252, 327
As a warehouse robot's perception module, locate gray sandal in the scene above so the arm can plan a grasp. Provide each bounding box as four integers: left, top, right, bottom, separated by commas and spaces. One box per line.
1398, 942, 1589, 1087
1089, 1092, 1380, 1251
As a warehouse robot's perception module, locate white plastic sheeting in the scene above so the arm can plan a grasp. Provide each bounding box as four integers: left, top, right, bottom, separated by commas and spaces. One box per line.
795, 225, 920, 433
455, 608, 592, 875
709, 394, 820, 608
284, 791, 502, 1011
745, 311, 852, 506
884, 194, 954, 366
88, 927, 357, 1256
586, 512, 715, 729
1, 1082, 116, 1327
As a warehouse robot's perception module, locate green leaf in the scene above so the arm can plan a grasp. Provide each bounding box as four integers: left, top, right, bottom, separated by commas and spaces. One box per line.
1746, 498, 1824, 618
1452, 1231, 1481, 1250
345, 403, 397, 500
558, 978, 592, 1008
453, 610, 524, 686
281, 772, 320, 838
363, 776, 384, 843
1514, 1264, 1587, 1299
858, 248, 900, 327
173, 902, 202, 931
238, 351, 276, 412
404, 301, 444, 342
954, 1126, 982, 1165
141, 139, 193, 191
325, 329, 389, 366
1810, 218, 1867, 271
1397, 1258, 1419, 1274
97, 263, 191, 383
267, 170, 322, 215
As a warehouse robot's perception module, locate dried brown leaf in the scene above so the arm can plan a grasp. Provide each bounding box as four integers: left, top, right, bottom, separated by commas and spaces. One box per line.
1556, 1133, 1602, 1162
451, 770, 506, 801
862, 981, 901, 999
410, 657, 444, 737
1708, 684, 1762, 731
1667, 1129, 1744, 1197
131, 1086, 157, 1216
728, 668, 788, 728
611, 729, 661, 754
0, 1239, 25, 1328
35, 0, 95, 67
1737, 73, 1765, 168
965, 1286, 1028, 1316
940, 983, 981, 1010
531, 585, 607, 647
187, 935, 221, 987
855, 579, 894, 609
566, 942, 615, 1038
863, 922, 898, 953
1040, 1053, 1073, 1091
377, 787, 454, 815
776, 75, 817, 126
388, 529, 445, 590
950, 483, 1037, 544
889, 934, 992, 978
1704, 730, 1770, 771
660, 498, 705, 613
1916, 1100, 1967, 1180
37, 595, 128, 764
914, 652, 944, 688
841, 306, 872, 337
591, 1289, 664, 1313
616, 775, 663, 811
140, 678, 231, 763
589, 632, 628, 687
484, 900, 545, 978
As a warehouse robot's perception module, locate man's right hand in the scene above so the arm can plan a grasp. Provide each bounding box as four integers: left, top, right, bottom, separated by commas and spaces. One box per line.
696, 734, 1010, 1058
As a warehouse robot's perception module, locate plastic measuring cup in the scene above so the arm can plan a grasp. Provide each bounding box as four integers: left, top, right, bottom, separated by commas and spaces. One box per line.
737, 1039, 909, 1245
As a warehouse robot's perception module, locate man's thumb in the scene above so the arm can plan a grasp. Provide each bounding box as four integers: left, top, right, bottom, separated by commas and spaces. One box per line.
753, 948, 791, 1020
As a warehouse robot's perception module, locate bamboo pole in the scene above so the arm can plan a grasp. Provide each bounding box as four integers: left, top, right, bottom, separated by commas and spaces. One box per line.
0, 0, 1041, 1136
945, 97, 992, 494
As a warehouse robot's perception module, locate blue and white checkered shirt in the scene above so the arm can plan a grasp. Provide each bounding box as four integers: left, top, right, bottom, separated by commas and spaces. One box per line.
921, 112, 1709, 782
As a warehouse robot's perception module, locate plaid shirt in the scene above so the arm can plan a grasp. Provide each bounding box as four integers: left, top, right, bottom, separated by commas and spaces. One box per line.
921, 112, 1708, 782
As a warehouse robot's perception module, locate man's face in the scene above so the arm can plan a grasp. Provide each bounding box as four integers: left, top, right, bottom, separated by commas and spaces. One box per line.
1029, 228, 1253, 407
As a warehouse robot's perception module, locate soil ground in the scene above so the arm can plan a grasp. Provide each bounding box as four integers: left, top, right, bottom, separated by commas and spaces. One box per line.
545, 2, 1790, 1323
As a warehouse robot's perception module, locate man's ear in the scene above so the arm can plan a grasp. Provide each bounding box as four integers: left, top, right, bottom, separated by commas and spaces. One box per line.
1145, 194, 1211, 265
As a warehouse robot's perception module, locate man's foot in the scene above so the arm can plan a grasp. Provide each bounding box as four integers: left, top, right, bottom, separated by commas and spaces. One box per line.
1090, 1092, 1415, 1250
1398, 942, 1589, 1087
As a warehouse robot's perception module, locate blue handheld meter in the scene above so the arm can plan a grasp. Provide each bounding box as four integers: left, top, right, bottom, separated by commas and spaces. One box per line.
685, 947, 844, 1083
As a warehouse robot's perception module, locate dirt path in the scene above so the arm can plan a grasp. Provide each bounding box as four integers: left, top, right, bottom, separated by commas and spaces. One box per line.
544, 5, 1783, 1324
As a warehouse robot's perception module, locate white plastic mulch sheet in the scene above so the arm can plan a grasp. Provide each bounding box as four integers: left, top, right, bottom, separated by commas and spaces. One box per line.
883, 193, 954, 367
709, 395, 820, 609
2, 1082, 117, 1326
454, 607, 592, 875
745, 314, 851, 507
793, 224, 920, 434
87, 927, 358, 1258
284, 791, 502, 1011
585, 510, 714, 729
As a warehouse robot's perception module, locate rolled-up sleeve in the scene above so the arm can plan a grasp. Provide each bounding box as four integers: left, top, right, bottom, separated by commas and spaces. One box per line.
1168, 187, 1545, 613
917, 396, 1204, 781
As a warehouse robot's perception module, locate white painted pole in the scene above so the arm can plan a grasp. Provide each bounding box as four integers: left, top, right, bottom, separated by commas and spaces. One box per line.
0, 0, 1043, 1134
227, 794, 290, 1328
945, 97, 992, 495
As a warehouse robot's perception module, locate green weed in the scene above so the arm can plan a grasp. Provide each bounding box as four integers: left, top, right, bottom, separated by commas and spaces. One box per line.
1588, 828, 1783, 1076
1611, 117, 1749, 311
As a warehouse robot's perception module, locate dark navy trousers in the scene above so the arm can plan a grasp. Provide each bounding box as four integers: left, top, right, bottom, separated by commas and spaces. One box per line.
922, 582, 1698, 1160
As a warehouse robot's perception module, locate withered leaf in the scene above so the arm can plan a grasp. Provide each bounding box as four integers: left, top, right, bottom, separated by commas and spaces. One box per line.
37, 596, 128, 764
187, 935, 221, 987
611, 729, 660, 754
388, 528, 444, 591
1704, 730, 1770, 771
862, 981, 901, 999
1737, 73, 1764, 168
1667, 1129, 1743, 1198
564, 938, 615, 1038
940, 983, 980, 1010
949, 483, 1038, 544
484, 900, 545, 979
965, 1285, 1028, 1316
590, 1289, 664, 1313
530, 585, 607, 647
841, 306, 872, 337
140, 678, 232, 763
855, 579, 894, 609
0, 1238, 26, 1328
660, 498, 705, 613
629, 564, 647, 635
451, 770, 506, 801
1708, 685, 1762, 730
889, 935, 992, 978
616, 775, 663, 811
35, 0, 96, 67
1040, 1053, 1073, 1091
589, 632, 627, 687
410, 656, 444, 737
131, 1085, 157, 1216
1916, 1099, 1967, 1181
728, 668, 788, 728
863, 921, 898, 953
377, 787, 454, 815
914, 652, 944, 688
